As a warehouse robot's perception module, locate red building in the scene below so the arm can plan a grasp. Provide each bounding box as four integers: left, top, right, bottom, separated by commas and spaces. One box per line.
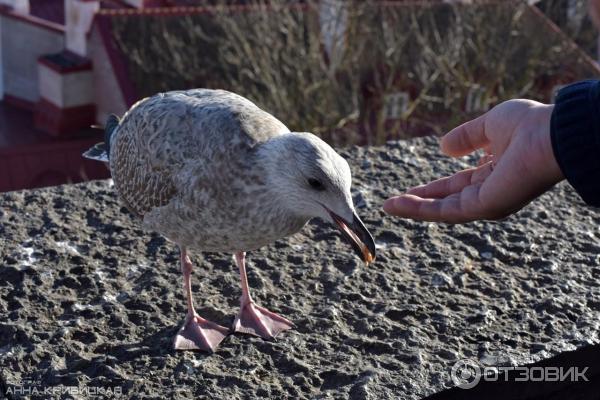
0, 0, 262, 192
0, 0, 116, 192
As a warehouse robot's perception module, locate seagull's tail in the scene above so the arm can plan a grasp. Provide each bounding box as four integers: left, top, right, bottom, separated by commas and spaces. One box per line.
82, 114, 121, 164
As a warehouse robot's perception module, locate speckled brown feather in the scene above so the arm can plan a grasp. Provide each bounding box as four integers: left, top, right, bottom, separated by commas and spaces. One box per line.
109, 98, 177, 217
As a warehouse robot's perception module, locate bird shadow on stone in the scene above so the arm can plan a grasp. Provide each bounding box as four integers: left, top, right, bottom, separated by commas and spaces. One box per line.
96, 324, 219, 361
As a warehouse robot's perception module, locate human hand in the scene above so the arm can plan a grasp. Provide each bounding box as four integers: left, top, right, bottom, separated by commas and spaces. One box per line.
383, 100, 564, 223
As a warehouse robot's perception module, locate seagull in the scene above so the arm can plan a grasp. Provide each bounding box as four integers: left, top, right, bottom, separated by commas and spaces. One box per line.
84, 89, 376, 352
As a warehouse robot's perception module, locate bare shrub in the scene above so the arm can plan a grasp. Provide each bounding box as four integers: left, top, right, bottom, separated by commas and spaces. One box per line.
110, 0, 598, 145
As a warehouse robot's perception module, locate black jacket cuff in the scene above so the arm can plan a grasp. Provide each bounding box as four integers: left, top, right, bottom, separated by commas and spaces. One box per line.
551, 80, 600, 207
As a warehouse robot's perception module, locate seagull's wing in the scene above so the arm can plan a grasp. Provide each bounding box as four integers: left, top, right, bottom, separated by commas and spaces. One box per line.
109, 95, 185, 218
109, 89, 289, 218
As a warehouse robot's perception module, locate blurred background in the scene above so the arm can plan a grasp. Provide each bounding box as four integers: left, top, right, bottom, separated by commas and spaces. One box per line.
0, 0, 599, 192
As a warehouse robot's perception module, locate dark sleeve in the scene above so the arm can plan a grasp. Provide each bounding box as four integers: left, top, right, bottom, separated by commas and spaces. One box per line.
550, 80, 600, 207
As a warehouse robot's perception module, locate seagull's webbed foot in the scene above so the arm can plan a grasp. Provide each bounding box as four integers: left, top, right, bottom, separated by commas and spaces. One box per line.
233, 251, 294, 339
173, 312, 229, 352
174, 247, 229, 352
233, 301, 294, 339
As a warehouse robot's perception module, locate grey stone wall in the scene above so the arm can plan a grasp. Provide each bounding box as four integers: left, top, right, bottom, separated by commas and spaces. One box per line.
1, 137, 599, 399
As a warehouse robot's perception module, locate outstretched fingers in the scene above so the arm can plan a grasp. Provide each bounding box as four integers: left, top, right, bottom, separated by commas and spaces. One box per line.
383, 183, 486, 223
407, 167, 477, 199
383, 161, 495, 222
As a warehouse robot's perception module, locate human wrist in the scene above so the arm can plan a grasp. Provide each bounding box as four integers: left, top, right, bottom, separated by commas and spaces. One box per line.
536, 104, 564, 185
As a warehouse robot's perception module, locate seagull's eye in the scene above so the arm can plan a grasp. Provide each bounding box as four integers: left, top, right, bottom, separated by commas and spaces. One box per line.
307, 178, 325, 191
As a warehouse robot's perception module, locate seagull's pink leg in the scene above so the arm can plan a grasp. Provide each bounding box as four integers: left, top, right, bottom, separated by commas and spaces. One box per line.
173, 247, 229, 352
232, 252, 294, 339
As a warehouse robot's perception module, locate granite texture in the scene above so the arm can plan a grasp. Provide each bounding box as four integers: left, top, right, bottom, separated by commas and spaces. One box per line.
1, 136, 600, 399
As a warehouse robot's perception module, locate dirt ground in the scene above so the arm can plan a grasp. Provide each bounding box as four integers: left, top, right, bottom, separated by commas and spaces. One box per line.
1, 136, 600, 399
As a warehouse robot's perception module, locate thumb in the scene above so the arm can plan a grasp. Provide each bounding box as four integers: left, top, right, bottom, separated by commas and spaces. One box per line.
441, 114, 489, 157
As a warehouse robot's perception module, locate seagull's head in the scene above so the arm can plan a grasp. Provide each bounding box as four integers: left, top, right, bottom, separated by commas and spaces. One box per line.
259, 132, 376, 265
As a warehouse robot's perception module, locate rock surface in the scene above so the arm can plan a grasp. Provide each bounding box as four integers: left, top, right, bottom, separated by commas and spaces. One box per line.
1, 136, 600, 399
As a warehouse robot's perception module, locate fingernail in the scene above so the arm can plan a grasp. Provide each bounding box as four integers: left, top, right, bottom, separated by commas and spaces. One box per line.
382, 198, 397, 214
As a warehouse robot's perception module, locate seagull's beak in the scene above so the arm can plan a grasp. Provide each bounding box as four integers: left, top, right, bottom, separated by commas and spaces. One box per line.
329, 211, 376, 265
